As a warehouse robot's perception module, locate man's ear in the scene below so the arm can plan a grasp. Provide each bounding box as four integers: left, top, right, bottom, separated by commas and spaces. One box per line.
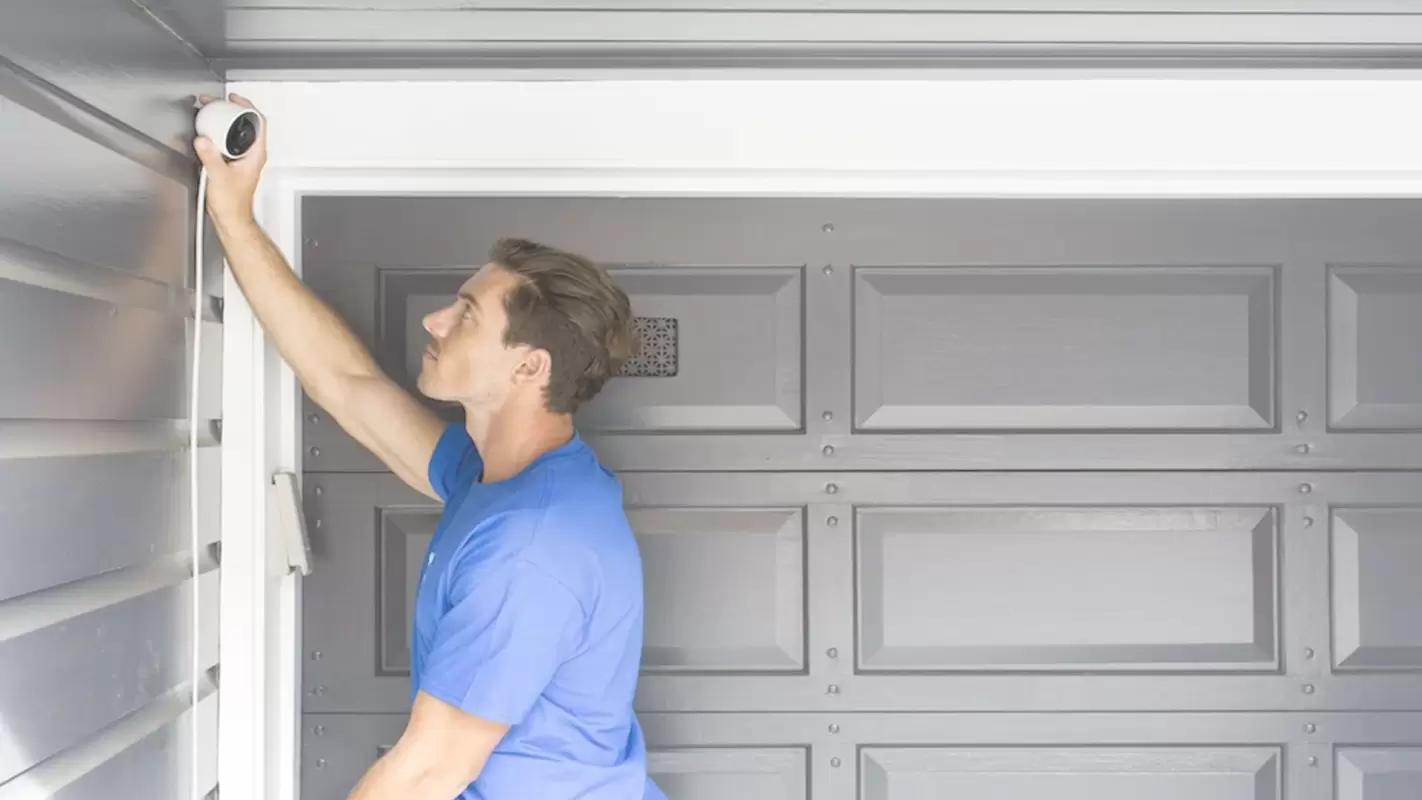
513, 347, 552, 385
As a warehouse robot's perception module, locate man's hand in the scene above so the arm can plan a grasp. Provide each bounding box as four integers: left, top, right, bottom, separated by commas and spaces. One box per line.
193, 93, 267, 227
345, 691, 509, 800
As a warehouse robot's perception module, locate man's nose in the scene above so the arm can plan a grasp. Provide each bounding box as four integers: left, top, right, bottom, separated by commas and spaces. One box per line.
423, 306, 451, 336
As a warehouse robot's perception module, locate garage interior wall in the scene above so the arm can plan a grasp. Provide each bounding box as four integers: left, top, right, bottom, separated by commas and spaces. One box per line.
296, 196, 1422, 799
0, 2, 222, 797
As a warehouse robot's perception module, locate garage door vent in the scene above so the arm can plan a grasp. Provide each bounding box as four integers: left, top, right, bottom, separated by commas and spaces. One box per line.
620, 316, 678, 378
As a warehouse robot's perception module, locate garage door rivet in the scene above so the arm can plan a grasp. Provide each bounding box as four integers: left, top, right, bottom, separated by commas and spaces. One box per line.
310, 447, 321, 457
309, 413, 320, 424
1305, 723, 1316, 734
828, 724, 840, 734
313, 486, 323, 496
1308, 756, 1318, 767
822, 265, 833, 275
827, 684, 840, 694
1297, 410, 1308, 423
315, 759, 326, 769
1303, 684, 1315, 694
311, 685, 325, 696
1303, 517, 1314, 528
313, 725, 326, 736
315, 519, 323, 528
822, 410, 833, 421
1298, 483, 1312, 494
826, 516, 838, 527
827, 647, 839, 658
1297, 444, 1310, 454
825, 483, 838, 494
311, 651, 322, 661
822, 223, 835, 234
830, 758, 842, 768
822, 445, 835, 456
1304, 647, 1315, 659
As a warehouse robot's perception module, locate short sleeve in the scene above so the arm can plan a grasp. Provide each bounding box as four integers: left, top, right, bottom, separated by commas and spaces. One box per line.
418, 557, 587, 725
427, 423, 483, 502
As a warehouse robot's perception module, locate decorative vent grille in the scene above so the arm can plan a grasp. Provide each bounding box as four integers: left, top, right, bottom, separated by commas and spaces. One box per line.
619, 316, 678, 378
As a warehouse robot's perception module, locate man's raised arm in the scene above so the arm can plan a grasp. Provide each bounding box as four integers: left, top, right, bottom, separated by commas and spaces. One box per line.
195, 94, 444, 500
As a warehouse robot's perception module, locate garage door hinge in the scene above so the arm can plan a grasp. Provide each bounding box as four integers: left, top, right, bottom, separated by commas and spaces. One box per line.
268, 471, 313, 577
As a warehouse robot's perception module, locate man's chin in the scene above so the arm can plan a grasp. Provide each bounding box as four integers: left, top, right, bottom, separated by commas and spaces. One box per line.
414, 373, 444, 401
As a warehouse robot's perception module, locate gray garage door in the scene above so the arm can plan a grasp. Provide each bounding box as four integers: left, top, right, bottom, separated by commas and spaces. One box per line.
297, 198, 1422, 800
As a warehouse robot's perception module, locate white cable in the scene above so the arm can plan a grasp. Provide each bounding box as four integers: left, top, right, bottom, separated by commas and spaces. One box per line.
190, 165, 209, 800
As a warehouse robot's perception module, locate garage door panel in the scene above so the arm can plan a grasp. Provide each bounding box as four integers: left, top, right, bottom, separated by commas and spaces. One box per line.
853, 265, 1276, 432
1337, 748, 1422, 800
1332, 507, 1422, 671
860, 746, 1280, 800
649, 747, 808, 800
1328, 266, 1422, 431
855, 506, 1278, 673
377, 507, 439, 676
580, 266, 804, 433
634, 507, 807, 673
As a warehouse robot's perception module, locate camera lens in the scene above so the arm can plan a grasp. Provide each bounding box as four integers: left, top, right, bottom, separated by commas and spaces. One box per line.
226, 112, 258, 156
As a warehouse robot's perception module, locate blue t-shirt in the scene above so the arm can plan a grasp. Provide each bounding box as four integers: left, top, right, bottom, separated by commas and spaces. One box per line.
412, 423, 666, 800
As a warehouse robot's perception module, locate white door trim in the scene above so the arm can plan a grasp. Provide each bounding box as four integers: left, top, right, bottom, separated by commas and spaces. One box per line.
216, 76, 1422, 800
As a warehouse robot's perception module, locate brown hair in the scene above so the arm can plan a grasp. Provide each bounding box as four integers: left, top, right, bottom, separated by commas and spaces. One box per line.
491, 237, 637, 414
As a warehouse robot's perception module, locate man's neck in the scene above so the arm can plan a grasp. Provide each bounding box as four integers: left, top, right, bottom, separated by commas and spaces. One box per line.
464, 402, 575, 483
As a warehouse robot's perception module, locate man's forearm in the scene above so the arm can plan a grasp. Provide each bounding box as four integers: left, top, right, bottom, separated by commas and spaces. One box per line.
211, 213, 383, 409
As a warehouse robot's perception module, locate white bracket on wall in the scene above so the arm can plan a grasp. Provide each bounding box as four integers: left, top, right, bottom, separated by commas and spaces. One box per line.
267, 471, 312, 576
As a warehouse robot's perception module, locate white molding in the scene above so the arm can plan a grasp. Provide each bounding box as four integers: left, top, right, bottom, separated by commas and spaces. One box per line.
233, 79, 1422, 192
216, 207, 267, 799
219, 76, 1422, 798
217, 160, 304, 800
265, 170, 305, 800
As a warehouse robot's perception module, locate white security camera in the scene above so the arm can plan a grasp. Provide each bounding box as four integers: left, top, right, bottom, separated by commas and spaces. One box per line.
195, 100, 262, 159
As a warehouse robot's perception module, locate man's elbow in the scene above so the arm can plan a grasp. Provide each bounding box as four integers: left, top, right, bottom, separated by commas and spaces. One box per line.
440, 745, 492, 791
383, 739, 488, 798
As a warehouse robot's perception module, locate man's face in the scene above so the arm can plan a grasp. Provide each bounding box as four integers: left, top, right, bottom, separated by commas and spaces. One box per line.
416, 263, 528, 408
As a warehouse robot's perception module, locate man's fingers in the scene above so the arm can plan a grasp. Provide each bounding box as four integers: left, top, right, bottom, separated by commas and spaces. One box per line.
228, 92, 256, 110
193, 136, 224, 169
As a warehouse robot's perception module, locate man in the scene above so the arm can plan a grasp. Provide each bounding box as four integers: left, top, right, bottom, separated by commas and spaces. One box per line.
195, 94, 666, 800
